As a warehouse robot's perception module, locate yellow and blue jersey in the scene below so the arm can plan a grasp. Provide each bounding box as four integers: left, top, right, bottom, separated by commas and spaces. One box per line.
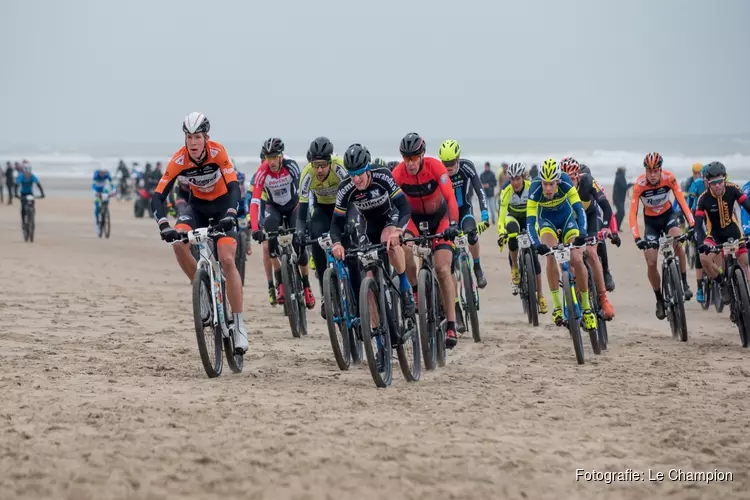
526, 172, 587, 245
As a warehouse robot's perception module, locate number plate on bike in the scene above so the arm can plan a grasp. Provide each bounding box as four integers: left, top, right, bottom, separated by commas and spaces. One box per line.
554, 247, 570, 264
725, 242, 740, 255
318, 235, 333, 250
415, 245, 432, 258
359, 249, 379, 266
278, 233, 294, 247
518, 233, 531, 249
455, 234, 469, 249
188, 227, 209, 244
237, 218, 248, 229
25, 195, 34, 201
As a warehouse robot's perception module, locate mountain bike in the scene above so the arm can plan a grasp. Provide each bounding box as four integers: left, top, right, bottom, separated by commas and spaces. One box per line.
583, 237, 611, 352
704, 238, 750, 347
235, 216, 249, 285
644, 233, 690, 342
357, 238, 421, 388
454, 231, 481, 342
500, 230, 540, 327
176, 225, 243, 378
266, 226, 308, 339
318, 233, 363, 370
21, 194, 37, 243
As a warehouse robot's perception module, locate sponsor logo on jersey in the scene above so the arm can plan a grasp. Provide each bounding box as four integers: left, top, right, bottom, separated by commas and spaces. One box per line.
174, 155, 185, 166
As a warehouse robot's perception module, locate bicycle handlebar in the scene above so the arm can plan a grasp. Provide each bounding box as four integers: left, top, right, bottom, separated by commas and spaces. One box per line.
175, 226, 226, 245
644, 232, 691, 250
704, 237, 746, 254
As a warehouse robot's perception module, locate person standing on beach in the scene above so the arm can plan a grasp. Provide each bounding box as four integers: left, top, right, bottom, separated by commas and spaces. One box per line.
612, 166, 633, 231
6, 162, 16, 203
480, 162, 498, 223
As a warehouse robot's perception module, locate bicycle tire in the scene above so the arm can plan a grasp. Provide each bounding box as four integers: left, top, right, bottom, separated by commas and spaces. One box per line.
686, 241, 696, 269
662, 262, 678, 338
713, 279, 725, 313
523, 251, 539, 326
193, 266, 223, 378
393, 287, 421, 382
22, 211, 29, 242
700, 278, 711, 310
323, 267, 351, 371
435, 278, 447, 368
280, 254, 300, 338
344, 274, 363, 364
29, 208, 35, 243
236, 231, 247, 286
562, 272, 584, 365
669, 260, 688, 342
220, 274, 243, 374
585, 260, 602, 355
732, 267, 750, 348
359, 276, 392, 388
417, 268, 437, 371
296, 267, 308, 336
103, 207, 111, 239
460, 261, 481, 342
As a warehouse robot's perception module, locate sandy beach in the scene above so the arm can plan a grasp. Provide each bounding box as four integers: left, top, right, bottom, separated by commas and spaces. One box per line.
1, 190, 748, 500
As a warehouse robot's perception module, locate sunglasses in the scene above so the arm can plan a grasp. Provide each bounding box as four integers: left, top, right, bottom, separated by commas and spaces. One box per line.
442, 159, 458, 168
312, 160, 330, 170
402, 154, 421, 163
707, 177, 725, 185
349, 164, 371, 176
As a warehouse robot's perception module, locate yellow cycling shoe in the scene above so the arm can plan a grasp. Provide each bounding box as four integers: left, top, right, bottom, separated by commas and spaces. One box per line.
552, 307, 563, 325
538, 296, 548, 314
309, 254, 316, 271
582, 309, 597, 330
511, 267, 520, 285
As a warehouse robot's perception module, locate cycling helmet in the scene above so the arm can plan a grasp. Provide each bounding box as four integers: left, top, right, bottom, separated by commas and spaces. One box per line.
507, 162, 526, 178
691, 162, 703, 174
344, 144, 371, 173
643, 152, 663, 170
262, 137, 285, 157
182, 112, 210, 134
559, 157, 580, 176
372, 157, 387, 168
438, 139, 461, 163
703, 161, 726, 179
260, 148, 266, 161
539, 158, 561, 182
579, 164, 591, 176
386, 161, 399, 171
308, 136, 334, 162
237, 171, 246, 183
399, 132, 426, 156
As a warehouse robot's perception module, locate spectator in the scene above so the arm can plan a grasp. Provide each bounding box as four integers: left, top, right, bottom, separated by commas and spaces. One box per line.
612, 166, 634, 231
480, 162, 498, 224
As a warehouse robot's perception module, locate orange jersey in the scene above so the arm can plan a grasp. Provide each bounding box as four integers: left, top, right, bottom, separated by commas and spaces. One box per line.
629, 169, 693, 238
156, 140, 237, 202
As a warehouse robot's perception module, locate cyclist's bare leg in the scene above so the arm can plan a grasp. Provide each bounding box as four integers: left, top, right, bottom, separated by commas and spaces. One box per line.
668, 226, 687, 273
541, 233, 560, 291
699, 252, 721, 279
585, 244, 606, 295
173, 242, 197, 281
403, 242, 418, 285
509, 248, 518, 270
434, 248, 456, 322
740, 252, 749, 272
217, 240, 243, 313
469, 241, 480, 260
644, 247, 660, 289
569, 247, 589, 294
262, 241, 273, 282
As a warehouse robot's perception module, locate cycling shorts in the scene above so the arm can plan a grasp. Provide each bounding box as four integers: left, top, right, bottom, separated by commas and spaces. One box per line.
405, 212, 453, 252
705, 221, 747, 257
643, 211, 681, 241
537, 205, 579, 244
174, 194, 237, 246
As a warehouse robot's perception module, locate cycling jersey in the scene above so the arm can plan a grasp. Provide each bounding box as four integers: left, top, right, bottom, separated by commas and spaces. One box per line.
629, 170, 693, 239
694, 182, 750, 245
298, 156, 348, 205
526, 173, 586, 246
249, 158, 301, 232
391, 157, 459, 223
742, 181, 750, 236
498, 178, 531, 232
449, 159, 489, 221
16, 173, 43, 196
688, 177, 706, 211
575, 174, 613, 235
152, 140, 239, 223
92, 170, 113, 194
330, 167, 410, 245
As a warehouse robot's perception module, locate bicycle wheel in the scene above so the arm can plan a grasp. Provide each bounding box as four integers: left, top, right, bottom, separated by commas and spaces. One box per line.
323, 267, 351, 371
435, 281, 447, 368
585, 261, 602, 355
192, 266, 223, 378
732, 267, 750, 348
417, 268, 437, 371
523, 251, 539, 326
562, 272, 584, 365
220, 275, 243, 373
393, 287, 421, 382
713, 279, 725, 313
359, 276, 392, 388
686, 241, 696, 269
103, 207, 111, 238
22, 211, 29, 242
700, 278, 711, 310
668, 260, 688, 342
460, 260, 481, 342
344, 276, 363, 364
236, 231, 247, 286
295, 267, 308, 336
29, 208, 35, 243
280, 254, 300, 338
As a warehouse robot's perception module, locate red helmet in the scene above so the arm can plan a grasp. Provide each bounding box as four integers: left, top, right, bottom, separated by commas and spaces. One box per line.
560, 157, 580, 176
643, 152, 663, 170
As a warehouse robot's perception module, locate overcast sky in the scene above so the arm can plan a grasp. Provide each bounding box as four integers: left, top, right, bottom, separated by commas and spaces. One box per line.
1, 0, 748, 150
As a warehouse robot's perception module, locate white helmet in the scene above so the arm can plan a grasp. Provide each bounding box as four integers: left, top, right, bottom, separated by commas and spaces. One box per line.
182, 112, 210, 134
507, 162, 526, 178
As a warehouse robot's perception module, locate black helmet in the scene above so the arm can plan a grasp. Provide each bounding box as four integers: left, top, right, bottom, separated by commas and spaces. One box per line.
372, 157, 386, 168
704, 161, 726, 178
386, 160, 399, 171
308, 136, 334, 162
262, 137, 284, 157
399, 132, 426, 156
579, 164, 591, 176
344, 143, 371, 172
260, 148, 266, 161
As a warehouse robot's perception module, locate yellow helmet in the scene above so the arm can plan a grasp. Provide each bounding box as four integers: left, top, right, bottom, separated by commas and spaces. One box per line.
691, 162, 703, 174
438, 139, 461, 163
540, 158, 561, 182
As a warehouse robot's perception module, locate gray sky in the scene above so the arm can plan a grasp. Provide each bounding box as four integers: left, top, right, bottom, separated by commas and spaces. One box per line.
1, 0, 748, 151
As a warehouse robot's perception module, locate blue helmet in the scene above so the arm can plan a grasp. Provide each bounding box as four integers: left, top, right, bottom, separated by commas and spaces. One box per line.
237, 171, 246, 183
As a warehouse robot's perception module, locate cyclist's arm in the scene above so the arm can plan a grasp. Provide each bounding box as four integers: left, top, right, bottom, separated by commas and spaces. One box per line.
629, 184, 642, 239
464, 161, 488, 219
435, 163, 459, 224
497, 185, 510, 235
592, 181, 612, 228
330, 186, 352, 245
35, 180, 45, 198
296, 166, 313, 232
526, 183, 541, 246
671, 178, 694, 226
249, 165, 267, 232
391, 187, 411, 229
215, 150, 239, 213
152, 161, 182, 223
693, 192, 708, 243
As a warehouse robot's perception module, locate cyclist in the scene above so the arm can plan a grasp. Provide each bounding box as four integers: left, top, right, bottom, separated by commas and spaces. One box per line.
694, 161, 750, 304
580, 163, 620, 292
169, 175, 191, 217
92, 167, 115, 236
686, 163, 705, 209
438, 139, 490, 289
249, 137, 315, 309
686, 164, 708, 302
527, 159, 597, 330
559, 158, 615, 319
386, 160, 399, 171
392, 133, 461, 349
296, 136, 349, 317
329, 144, 413, 315
15, 163, 46, 222
630, 152, 695, 320
151, 112, 248, 354
497, 162, 548, 314
249, 150, 276, 304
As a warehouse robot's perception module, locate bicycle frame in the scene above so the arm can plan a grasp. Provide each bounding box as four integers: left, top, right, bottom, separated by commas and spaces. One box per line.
318, 234, 360, 332
454, 232, 479, 310
183, 228, 229, 335
549, 244, 583, 325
